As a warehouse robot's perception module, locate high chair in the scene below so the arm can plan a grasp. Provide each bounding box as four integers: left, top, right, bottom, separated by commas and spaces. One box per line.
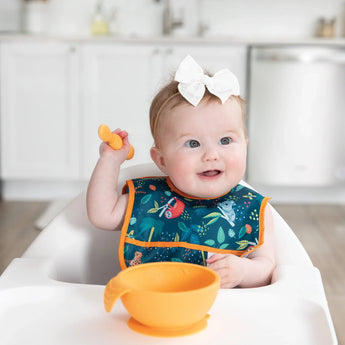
0, 163, 338, 344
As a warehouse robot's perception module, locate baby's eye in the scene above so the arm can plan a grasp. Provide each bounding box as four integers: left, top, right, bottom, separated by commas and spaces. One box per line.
219, 137, 231, 145
186, 140, 200, 148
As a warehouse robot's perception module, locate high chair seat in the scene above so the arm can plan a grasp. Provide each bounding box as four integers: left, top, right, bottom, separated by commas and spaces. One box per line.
0, 163, 338, 345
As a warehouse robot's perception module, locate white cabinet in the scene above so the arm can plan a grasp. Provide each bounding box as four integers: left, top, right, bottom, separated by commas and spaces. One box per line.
80, 44, 157, 179
0, 39, 247, 198
81, 43, 247, 179
0, 41, 80, 180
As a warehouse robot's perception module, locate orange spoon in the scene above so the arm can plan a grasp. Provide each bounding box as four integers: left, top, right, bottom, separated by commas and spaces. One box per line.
98, 124, 134, 160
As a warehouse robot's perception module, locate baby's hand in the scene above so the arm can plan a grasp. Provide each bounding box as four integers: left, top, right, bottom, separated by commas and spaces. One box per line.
98, 124, 134, 160
206, 253, 245, 288
99, 128, 131, 162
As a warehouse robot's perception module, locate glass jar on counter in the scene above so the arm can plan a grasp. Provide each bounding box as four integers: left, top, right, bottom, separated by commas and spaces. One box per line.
316, 17, 336, 38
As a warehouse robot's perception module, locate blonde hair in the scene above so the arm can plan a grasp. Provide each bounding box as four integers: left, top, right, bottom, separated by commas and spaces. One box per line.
149, 80, 246, 146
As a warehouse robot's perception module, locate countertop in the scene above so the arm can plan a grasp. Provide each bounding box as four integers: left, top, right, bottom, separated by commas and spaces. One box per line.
1, 33, 345, 47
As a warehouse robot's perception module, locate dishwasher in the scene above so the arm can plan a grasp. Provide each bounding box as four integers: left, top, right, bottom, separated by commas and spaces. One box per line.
247, 46, 345, 187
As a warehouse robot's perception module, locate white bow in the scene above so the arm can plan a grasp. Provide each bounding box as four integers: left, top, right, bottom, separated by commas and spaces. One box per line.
174, 55, 240, 106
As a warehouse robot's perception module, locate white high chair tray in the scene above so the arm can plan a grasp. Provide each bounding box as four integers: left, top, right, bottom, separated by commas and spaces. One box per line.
0, 267, 335, 345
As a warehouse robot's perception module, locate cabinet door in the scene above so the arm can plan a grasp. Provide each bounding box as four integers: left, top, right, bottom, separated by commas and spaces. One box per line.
81, 44, 158, 179
81, 43, 248, 179
0, 42, 80, 179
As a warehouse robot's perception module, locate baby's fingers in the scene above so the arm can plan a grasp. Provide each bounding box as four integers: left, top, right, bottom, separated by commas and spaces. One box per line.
206, 253, 226, 264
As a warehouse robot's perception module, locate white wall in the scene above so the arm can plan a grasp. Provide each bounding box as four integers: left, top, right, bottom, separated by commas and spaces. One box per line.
6, 0, 345, 38
202, 0, 345, 38
22, 0, 165, 36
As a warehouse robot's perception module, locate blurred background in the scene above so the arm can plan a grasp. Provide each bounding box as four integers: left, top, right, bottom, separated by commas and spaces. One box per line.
2, 0, 345, 38
0, 1, 344, 342
0, 0, 344, 202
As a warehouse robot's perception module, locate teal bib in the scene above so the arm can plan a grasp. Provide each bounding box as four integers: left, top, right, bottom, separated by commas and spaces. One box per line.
118, 177, 270, 269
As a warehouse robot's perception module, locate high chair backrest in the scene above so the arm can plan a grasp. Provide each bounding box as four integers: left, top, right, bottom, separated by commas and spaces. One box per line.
22, 163, 312, 285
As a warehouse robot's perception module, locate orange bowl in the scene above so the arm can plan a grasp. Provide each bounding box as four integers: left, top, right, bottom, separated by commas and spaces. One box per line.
104, 262, 220, 331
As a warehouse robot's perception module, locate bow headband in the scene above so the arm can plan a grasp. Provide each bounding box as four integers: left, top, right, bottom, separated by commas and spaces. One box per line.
174, 55, 240, 106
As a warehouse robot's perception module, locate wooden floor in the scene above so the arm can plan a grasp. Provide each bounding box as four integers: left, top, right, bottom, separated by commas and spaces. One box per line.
0, 201, 49, 273
0, 201, 344, 344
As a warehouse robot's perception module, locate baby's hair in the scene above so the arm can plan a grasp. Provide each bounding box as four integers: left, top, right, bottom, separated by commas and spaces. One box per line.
150, 79, 247, 146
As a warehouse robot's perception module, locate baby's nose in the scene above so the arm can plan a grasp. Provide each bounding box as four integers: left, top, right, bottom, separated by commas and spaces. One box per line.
202, 146, 220, 161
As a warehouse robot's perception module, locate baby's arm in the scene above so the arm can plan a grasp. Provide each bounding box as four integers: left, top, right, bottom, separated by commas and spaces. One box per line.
206, 205, 276, 288
86, 129, 130, 231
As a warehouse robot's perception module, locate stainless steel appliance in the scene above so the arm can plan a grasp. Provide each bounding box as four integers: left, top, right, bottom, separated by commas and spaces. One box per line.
248, 46, 345, 187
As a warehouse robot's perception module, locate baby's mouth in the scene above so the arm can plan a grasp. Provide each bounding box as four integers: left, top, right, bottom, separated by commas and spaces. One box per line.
199, 170, 222, 177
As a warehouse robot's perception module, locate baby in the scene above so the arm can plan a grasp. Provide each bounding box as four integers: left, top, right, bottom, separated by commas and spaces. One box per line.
87, 55, 276, 288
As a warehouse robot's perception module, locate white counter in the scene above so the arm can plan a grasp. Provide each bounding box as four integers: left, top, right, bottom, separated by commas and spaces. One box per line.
1, 33, 345, 47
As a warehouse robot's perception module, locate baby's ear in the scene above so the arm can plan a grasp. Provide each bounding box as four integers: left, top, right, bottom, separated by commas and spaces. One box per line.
150, 146, 167, 173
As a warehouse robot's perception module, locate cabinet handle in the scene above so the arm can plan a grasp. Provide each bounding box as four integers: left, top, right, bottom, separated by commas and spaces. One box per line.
255, 51, 345, 65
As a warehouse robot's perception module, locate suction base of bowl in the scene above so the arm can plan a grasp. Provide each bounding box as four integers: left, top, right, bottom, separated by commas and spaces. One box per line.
127, 314, 210, 338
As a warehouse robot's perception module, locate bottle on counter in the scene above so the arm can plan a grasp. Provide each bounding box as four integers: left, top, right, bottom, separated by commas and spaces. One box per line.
316, 17, 336, 38
91, 1, 109, 35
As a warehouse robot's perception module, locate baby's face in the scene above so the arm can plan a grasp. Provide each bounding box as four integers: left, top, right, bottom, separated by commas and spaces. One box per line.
151, 98, 248, 198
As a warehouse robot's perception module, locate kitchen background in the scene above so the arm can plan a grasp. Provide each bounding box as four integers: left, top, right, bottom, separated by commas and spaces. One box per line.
1, 1, 345, 343
1, 0, 345, 38
0, 0, 345, 204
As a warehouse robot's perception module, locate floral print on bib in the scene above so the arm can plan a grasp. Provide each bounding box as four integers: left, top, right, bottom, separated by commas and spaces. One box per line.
118, 177, 270, 269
